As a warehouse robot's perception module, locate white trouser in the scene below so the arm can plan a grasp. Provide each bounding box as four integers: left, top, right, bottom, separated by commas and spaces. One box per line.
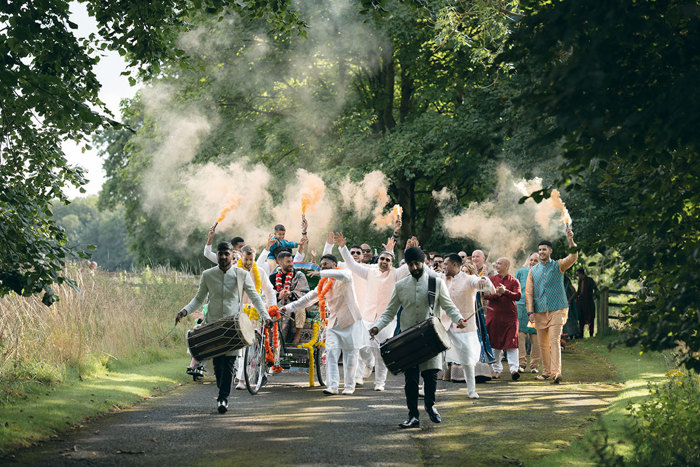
358, 345, 375, 370
448, 330, 480, 395
327, 347, 359, 390
491, 348, 519, 374
370, 347, 388, 387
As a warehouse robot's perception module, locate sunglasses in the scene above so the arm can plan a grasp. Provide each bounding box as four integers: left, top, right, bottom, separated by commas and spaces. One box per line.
350, 250, 362, 255
378, 257, 392, 262
361, 248, 371, 253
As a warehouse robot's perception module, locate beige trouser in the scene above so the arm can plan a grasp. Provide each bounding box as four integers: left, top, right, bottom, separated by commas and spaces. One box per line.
533, 308, 568, 377
293, 309, 306, 329
518, 331, 541, 369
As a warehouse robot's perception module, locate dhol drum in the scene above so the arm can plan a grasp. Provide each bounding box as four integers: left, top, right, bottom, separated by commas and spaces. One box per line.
380, 316, 451, 375
187, 313, 255, 361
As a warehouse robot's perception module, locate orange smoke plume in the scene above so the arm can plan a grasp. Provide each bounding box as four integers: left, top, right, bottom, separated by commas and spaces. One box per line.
301, 183, 324, 214
217, 196, 243, 223
550, 189, 572, 225
373, 204, 403, 228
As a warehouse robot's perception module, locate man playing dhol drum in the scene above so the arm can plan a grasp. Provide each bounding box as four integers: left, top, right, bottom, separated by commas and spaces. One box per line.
176, 242, 271, 414
369, 247, 468, 429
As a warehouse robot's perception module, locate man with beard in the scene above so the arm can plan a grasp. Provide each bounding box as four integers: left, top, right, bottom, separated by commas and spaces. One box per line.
270, 250, 310, 344
526, 229, 578, 384
280, 251, 366, 395
440, 253, 495, 399
176, 242, 270, 414
370, 247, 467, 428
335, 232, 409, 391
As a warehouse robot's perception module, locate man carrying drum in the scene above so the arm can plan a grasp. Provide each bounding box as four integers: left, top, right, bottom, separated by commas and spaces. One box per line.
176, 241, 270, 414
369, 247, 468, 429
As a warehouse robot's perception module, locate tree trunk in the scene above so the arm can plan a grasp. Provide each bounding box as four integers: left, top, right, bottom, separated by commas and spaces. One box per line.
399, 62, 414, 122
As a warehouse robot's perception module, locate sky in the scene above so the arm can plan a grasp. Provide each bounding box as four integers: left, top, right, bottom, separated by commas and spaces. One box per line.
62, 2, 140, 199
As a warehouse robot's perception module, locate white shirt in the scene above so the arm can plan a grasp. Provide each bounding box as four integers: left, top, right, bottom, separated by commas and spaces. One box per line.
285, 269, 363, 329
338, 245, 409, 322
439, 271, 495, 333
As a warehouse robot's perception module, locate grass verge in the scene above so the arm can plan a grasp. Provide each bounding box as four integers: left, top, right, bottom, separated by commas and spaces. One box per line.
530, 334, 673, 466
0, 356, 189, 455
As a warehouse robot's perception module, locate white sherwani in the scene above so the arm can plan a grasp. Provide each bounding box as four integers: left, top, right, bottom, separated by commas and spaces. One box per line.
439, 271, 495, 395
338, 245, 409, 388
285, 269, 366, 391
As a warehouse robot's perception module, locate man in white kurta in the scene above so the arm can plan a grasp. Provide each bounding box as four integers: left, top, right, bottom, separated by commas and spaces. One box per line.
281, 253, 367, 395
176, 242, 270, 414
440, 253, 495, 399
334, 233, 409, 391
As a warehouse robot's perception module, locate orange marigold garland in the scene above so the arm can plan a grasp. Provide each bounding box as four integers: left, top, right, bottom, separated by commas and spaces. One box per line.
317, 276, 335, 325
264, 305, 283, 372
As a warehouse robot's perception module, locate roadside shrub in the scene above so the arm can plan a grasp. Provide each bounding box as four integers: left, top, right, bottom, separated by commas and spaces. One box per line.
625, 369, 700, 466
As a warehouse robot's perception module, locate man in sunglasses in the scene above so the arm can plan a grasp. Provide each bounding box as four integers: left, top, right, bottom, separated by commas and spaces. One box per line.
334, 232, 411, 391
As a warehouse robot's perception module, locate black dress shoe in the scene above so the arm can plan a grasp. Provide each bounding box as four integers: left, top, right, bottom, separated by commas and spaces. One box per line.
399, 417, 420, 428
426, 407, 441, 423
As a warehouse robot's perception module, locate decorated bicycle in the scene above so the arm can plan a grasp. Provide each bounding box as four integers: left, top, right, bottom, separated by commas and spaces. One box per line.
243, 260, 327, 395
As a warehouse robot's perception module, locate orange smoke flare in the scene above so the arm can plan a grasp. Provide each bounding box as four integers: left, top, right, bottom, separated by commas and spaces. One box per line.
217, 196, 243, 223
550, 190, 572, 226
301, 185, 324, 214
373, 204, 403, 228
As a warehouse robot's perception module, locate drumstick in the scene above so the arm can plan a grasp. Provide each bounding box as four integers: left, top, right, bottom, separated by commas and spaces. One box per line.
159, 324, 179, 344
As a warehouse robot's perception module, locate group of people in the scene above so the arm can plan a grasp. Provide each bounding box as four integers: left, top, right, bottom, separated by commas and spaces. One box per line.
176, 215, 582, 427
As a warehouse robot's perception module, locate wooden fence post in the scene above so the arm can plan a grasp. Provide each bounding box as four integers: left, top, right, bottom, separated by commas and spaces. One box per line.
598, 287, 609, 333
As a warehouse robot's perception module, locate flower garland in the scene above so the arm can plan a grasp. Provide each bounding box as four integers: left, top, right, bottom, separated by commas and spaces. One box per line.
238, 259, 262, 321
301, 321, 322, 386
275, 269, 294, 295
316, 275, 336, 325
264, 305, 283, 372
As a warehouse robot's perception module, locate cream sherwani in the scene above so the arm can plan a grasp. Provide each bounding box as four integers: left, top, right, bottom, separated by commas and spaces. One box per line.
285, 269, 366, 391
338, 245, 409, 388
440, 271, 495, 395
374, 271, 463, 372
184, 265, 270, 357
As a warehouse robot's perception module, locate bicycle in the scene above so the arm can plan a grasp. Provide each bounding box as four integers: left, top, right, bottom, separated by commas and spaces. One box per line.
244, 306, 326, 395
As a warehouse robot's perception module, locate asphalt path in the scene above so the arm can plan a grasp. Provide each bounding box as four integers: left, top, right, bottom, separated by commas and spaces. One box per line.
7, 360, 613, 466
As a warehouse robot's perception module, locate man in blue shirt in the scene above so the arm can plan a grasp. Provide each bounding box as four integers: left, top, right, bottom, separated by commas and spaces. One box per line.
525, 229, 577, 384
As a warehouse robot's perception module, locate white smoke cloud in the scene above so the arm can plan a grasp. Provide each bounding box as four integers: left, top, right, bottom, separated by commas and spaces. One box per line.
439, 165, 571, 266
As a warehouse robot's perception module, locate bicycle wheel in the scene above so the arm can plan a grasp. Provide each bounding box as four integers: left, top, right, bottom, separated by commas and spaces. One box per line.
244, 330, 265, 395
315, 346, 327, 387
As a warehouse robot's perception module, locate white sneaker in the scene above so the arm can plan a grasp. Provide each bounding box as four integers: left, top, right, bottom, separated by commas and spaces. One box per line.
418, 386, 425, 398
341, 387, 355, 395
468, 391, 480, 399
362, 364, 374, 379
323, 387, 339, 395
235, 381, 246, 390
217, 399, 228, 414
355, 377, 364, 386
374, 385, 385, 391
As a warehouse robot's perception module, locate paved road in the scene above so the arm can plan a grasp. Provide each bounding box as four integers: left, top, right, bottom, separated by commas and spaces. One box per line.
7, 358, 614, 466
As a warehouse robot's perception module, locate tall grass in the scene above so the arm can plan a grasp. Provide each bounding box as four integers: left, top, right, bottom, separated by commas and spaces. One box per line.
0, 263, 197, 404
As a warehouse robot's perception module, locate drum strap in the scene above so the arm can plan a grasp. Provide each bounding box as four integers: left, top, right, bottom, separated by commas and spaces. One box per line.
428, 275, 437, 316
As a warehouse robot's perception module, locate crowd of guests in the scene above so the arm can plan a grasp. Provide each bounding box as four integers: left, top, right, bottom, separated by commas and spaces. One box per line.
181, 215, 596, 417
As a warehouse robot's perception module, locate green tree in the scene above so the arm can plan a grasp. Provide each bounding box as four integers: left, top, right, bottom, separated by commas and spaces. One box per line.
0, 0, 305, 303
499, 0, 700, 369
